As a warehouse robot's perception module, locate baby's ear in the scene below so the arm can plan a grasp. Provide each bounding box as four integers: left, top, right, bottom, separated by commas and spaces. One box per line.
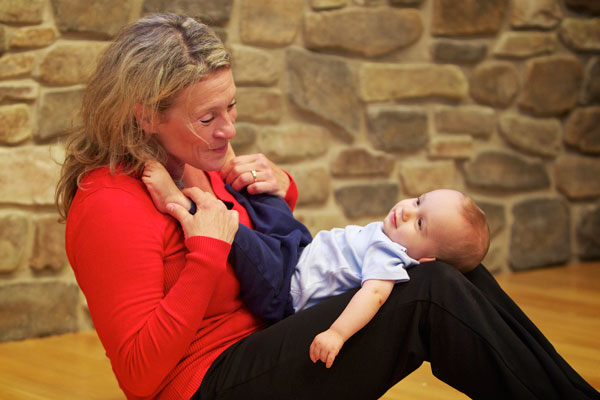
417, 256, 436, 263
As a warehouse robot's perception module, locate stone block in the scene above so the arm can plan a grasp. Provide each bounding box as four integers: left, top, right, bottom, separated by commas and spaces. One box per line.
559, 18, 600, 52
432, 0, 507, 36
9, 26, 57, 49
510, 198, 570, 270
0, 211, 30, 273
511, 0, 562, 29
359, 63, 468, 102
555, 154, 600, 199
304, 8, 422, 57
0, 53, 35, 79
285, 166, 330, 206
296, 212, 347, 237
519, 56, 583, 116
287, 48, 359, 139
258, 123, 329, 163
0, 80, 39, 102
399, 160, 457, 196
51, 0, 131, 37
230, 45, 278, 86
389, 0, 424, 6
564, 107, 600, 154
565, 0, 600, 14
0, 26, 5, 56
334, 183, 398, 218
470, 62, 519, 108
577, 204, 600, 260
240, 0, 303, 46
498, 113, 562, 157
482, 243, 506, 274
464, 150, 550, 191
331, 147, 394, 177
142, 0, 233, 26
0, 145, 64, 206
0, 103, 32, 145
39, 42, 108, 85
434, 105, 495, 138
428, 135, 473, 159
493, 32, 557, 59
431, 40, 487, 64
582, 57, 600, 104
0, 0, 44, 23
0, 280, 79, 342
310, 0, 347, 10
37, 88, 84, 141
231, 122, 257, 150
367, 105, 428, 151
236, 88, 283, 124
30, 215, 68, 271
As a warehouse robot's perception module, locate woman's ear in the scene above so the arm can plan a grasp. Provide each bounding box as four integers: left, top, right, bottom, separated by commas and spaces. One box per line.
134, 104, 157, 134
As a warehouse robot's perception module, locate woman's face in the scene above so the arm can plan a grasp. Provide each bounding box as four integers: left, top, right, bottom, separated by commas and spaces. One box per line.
154, 68, 237, 172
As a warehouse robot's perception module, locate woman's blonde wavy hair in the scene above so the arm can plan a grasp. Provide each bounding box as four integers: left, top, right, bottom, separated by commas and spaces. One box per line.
55, 13, 231, 220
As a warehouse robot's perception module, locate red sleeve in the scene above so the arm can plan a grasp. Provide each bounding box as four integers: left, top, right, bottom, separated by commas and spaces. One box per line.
283, 171, 298, 211
66, 185, 230, 396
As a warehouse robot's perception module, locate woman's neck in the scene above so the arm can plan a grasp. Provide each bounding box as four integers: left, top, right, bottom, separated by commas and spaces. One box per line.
165, 157, 185, 188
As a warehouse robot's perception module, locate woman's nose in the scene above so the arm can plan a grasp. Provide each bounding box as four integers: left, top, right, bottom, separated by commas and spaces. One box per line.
214, 113, 236, 139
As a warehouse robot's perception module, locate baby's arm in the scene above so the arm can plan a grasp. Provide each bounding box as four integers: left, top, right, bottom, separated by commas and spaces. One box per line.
142, 161, 192, 214
309, 279, 395, 368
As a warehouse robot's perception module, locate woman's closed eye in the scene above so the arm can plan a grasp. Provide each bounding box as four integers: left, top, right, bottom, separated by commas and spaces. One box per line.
199, 114, 214, 124
199, 101, 236, 125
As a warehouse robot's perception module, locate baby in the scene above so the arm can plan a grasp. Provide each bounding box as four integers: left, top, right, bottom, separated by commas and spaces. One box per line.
143, 161, 490, 368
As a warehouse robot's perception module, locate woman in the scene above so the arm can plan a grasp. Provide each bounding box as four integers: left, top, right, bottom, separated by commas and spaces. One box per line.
56, 13, 599, 400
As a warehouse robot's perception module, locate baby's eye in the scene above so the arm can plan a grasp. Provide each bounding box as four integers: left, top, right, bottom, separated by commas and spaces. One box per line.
417, 219, 423, 229
416, 198, 421, 206
227, 100, 237, 110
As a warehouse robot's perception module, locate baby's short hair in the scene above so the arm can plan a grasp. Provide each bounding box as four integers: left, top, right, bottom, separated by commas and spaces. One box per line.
435, 193, 490, 272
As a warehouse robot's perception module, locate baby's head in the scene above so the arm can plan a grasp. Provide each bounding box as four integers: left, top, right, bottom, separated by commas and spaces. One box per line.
382, 189, 490, 272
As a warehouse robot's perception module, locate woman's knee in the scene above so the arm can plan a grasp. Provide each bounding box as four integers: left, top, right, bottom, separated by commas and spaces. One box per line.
401, 260, 475, 304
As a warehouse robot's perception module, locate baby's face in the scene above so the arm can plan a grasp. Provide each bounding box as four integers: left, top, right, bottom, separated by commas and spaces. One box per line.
383, 189, 465, 262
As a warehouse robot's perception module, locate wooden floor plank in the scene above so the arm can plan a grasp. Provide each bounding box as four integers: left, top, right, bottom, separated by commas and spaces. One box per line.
0, 262, 598, 399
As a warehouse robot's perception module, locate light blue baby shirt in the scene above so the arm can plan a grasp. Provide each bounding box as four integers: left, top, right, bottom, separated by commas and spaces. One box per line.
290, 221, 419, 312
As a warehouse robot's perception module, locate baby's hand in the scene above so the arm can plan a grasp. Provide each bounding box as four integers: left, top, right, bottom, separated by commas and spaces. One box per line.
142, 161, 190, 213
309, 329, 344, 369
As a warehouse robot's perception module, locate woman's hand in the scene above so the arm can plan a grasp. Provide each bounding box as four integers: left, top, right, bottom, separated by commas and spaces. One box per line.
219, 153, 290, 198
165, 187, 238, 243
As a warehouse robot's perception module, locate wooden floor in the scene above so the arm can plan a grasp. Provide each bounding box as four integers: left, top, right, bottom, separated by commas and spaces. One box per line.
0, 263, 598, 400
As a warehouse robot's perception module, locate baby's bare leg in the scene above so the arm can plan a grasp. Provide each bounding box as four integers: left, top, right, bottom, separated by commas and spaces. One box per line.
142, 161, 192, 213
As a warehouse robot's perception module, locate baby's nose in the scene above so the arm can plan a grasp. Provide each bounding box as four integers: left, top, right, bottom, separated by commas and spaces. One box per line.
401, 206, 413, 222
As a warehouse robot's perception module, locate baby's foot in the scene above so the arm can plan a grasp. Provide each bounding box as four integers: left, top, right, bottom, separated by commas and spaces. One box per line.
142, 161, 190, 213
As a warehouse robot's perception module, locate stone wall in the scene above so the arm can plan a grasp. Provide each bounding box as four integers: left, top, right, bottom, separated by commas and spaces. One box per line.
0, 0, 598, 341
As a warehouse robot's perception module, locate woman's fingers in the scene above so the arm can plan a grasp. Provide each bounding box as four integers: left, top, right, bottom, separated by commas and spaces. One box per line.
172, 187, 238, 242
219, 153, 290, 197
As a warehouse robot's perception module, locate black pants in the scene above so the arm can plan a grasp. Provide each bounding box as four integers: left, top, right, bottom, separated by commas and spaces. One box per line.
194, 262, 599, 400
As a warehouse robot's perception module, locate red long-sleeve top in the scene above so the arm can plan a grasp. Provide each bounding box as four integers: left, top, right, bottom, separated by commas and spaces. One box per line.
65, 167, 298, 399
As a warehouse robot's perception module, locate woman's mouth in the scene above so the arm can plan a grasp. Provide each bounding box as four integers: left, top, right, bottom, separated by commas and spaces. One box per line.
210, 144, 228, 154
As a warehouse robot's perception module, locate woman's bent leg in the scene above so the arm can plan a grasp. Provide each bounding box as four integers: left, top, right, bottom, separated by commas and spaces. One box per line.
196, 262, 599, 400
464, 265, 599, 399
